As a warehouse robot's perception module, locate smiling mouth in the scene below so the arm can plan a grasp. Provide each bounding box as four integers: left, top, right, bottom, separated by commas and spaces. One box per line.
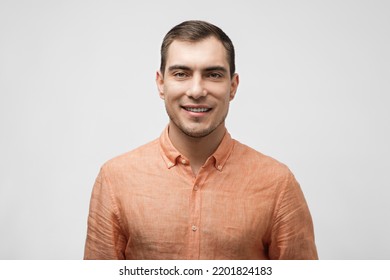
182, 107, 212, 113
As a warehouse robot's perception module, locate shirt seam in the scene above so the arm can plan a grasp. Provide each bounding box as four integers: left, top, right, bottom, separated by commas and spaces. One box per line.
267, 170, 291, 245
100, 165, 127, 236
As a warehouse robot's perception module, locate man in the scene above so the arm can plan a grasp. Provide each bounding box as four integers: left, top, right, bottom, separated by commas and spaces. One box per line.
84, 20, 318, 260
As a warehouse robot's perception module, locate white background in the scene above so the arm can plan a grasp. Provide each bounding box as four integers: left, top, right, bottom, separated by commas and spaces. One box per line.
0, 0, 389, 259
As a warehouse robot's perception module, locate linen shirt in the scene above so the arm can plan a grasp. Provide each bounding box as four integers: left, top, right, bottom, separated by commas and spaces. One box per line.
84, 127, 318, 259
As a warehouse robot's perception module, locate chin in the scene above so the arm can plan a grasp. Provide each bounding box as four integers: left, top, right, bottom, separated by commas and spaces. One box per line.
185, 131, 211, 138
180, 123, 221, 138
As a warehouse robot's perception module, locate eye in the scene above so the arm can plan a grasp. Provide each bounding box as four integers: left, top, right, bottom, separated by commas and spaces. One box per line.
173, 71, 189, 79
207, 72, 223, 79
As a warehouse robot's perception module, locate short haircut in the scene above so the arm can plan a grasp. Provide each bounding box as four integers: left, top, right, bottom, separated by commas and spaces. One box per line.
160, 20, 236, 78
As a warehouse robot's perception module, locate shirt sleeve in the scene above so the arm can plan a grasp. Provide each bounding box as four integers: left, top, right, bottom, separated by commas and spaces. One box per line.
268, 172, 318, 260
84, 167, 127, 259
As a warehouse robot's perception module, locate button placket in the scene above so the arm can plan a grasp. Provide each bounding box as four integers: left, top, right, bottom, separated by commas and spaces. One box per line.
187, 174, 205, 259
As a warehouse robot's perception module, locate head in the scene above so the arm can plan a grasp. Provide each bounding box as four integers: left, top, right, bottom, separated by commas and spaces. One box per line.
156, 20, 239, 139
160, 20, 236, 78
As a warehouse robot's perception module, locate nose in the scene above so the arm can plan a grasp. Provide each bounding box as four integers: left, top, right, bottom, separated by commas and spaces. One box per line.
186, 75, 207, 99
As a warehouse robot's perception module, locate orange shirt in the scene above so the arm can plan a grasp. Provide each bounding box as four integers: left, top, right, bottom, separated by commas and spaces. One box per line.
84, 127, 318, 259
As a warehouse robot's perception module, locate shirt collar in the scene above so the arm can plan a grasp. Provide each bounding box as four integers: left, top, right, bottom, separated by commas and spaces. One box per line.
159, 125, 235, 171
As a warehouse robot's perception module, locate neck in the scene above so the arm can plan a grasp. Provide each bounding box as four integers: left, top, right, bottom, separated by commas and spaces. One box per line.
168, 122, 226, 175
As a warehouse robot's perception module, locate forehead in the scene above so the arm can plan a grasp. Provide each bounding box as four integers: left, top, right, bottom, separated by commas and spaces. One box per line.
166, 37, 229, 69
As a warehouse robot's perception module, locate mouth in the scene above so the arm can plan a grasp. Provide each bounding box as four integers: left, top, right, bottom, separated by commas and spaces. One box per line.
182, 106, 212, 113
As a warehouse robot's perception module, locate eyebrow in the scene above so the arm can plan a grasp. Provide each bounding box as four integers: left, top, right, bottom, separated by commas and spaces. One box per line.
204, 66, 228, 73
168, 65, 228, 73
168, 65, 191, 72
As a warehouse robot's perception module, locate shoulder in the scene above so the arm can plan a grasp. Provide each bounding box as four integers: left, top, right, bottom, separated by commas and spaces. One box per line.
230, 140, 302, 203
231, 139, 294, 179
100, 138, 160, 175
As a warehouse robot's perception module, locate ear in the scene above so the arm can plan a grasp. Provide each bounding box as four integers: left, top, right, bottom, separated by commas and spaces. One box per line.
156, 71, 165, 100
229, 73, 239, 101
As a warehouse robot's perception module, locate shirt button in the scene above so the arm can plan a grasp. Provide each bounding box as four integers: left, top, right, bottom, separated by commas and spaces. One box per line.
181, 159, 187, 165
194, 185, 199, 191
217, 165, 222, 170
192, 225, 198, 231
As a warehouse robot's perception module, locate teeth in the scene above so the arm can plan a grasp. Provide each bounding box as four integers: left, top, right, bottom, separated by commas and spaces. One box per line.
185, 107, 210, 112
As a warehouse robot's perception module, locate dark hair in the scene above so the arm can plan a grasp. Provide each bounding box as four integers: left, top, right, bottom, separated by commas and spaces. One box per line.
160, 20, 235, 77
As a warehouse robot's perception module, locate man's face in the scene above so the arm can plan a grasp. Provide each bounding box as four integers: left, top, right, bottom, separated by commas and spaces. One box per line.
156, 36, 239, 138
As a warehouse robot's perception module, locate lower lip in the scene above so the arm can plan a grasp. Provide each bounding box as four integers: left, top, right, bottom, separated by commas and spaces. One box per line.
182, 108, 211, 117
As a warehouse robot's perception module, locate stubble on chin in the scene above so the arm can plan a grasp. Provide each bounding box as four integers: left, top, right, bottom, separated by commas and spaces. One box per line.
165, 105, 228, 139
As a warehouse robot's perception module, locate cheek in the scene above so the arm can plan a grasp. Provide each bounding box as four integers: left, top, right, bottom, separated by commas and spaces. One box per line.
212, 86, 233, 104
207, 82, 231, 95
166, 80, 188, 93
